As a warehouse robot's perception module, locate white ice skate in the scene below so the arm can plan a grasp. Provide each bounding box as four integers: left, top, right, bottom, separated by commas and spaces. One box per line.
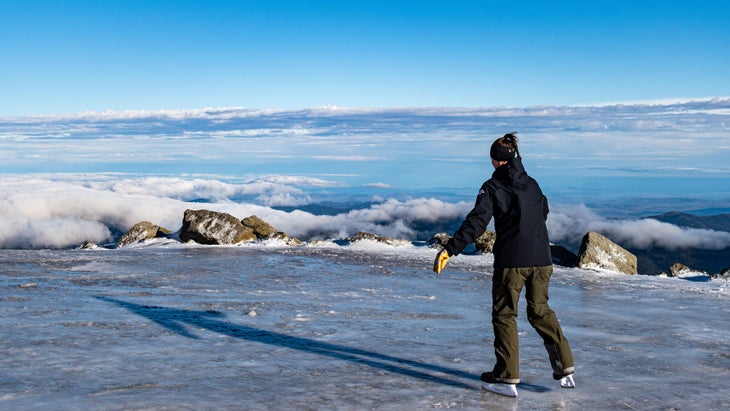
559, 374, 575, 388
481, 382, 518, 397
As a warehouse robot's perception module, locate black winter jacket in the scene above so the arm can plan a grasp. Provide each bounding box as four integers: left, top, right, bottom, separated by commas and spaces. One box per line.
444, 157, 552, 268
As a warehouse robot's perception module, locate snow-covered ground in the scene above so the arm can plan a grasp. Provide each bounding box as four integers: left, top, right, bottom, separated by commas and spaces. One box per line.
1, 241, 729, 410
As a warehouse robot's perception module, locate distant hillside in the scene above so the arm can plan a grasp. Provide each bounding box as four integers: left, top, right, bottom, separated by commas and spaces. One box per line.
273, 201, 376, 216
630, 212, 730, 274
630, 246, 729, 275
646, 211, 730, 232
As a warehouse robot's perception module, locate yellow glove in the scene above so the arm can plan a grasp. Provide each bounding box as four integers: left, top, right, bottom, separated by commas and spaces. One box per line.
433, 249, 450, 274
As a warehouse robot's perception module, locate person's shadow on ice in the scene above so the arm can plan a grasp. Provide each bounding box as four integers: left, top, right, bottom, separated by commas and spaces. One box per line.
96, 296, 549, 393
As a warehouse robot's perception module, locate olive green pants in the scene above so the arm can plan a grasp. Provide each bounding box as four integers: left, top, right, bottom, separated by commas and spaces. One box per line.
491, 266, 574, 383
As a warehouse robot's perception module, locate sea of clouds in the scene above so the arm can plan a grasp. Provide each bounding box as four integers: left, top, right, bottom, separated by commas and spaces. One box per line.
2, 174, 730, 251
1, 98, 729, 249
0, 174, 463, 248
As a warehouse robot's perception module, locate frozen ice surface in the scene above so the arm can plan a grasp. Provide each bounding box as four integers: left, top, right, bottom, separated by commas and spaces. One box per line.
1, 243, 729, 410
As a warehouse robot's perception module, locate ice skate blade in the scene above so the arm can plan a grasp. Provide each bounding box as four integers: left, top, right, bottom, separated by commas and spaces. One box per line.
481, 382, 518, 397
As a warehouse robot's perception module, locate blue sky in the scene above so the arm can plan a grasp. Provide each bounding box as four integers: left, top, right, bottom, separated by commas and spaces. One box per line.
1, 0, 729, 115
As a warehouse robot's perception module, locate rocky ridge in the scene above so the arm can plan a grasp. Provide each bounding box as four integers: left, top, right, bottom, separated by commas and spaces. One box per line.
98, 208, 728, 278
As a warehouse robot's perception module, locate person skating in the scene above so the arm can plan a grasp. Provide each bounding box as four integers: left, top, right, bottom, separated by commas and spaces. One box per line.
433, 132, 574, 397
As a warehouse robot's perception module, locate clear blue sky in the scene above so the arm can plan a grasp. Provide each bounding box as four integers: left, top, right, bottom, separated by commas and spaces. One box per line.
1, 0, 728, 115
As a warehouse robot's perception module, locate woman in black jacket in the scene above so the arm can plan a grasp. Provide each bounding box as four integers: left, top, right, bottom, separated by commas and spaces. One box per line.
433, 132, 574, 397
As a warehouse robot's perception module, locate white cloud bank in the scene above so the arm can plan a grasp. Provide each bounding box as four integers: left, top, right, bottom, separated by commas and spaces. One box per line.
1, 175, 728, 251
547, 204, 730, 250
86, 175, 341, 206
0, 175, 467, 248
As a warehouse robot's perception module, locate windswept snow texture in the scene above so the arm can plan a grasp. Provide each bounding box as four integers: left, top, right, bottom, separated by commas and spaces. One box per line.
1, 243, 729, 410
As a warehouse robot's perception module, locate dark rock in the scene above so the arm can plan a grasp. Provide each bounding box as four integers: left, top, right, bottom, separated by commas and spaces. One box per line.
551, 244, 578, 267
180, 209, 256, 245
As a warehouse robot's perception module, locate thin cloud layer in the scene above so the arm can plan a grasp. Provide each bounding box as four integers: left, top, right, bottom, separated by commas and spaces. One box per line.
2, 99, 728, 185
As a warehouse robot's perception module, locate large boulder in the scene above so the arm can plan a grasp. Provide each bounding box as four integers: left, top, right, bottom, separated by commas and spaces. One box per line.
117, 221, 171, 248
241, 215, 301, 245
180, 209, 256, 245
577, 231, 638, 275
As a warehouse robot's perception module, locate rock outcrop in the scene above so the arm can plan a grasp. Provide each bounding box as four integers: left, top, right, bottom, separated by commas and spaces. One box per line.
86, 208, 696, 279
551, 244, 578, 267
77, 241, 98, 250
668, 262, 694, 277
117, 221, 172, 248
180, 209, 256, 245
710, 266, 730, 280
577, 231, 637, 275
348, 231, 410, 246
241, 215, 301, 245
428, 233, 451, 248
475, 231, 496, 253
241, 215, 278, 238
428, 231, 495, 253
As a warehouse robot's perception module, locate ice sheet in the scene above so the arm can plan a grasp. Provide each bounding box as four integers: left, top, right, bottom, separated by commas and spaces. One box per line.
1, 244, 729, 410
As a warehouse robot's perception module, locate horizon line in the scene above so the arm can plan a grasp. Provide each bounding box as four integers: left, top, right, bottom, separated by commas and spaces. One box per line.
4, 96, 729, 120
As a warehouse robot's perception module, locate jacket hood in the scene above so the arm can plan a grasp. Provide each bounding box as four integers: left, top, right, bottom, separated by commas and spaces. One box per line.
492, 157, 529, 187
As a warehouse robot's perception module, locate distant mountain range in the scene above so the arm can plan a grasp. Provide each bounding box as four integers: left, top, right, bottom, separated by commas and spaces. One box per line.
274, 201, 376, 216
647, 211, 730, 232
631, 212, 730, 274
